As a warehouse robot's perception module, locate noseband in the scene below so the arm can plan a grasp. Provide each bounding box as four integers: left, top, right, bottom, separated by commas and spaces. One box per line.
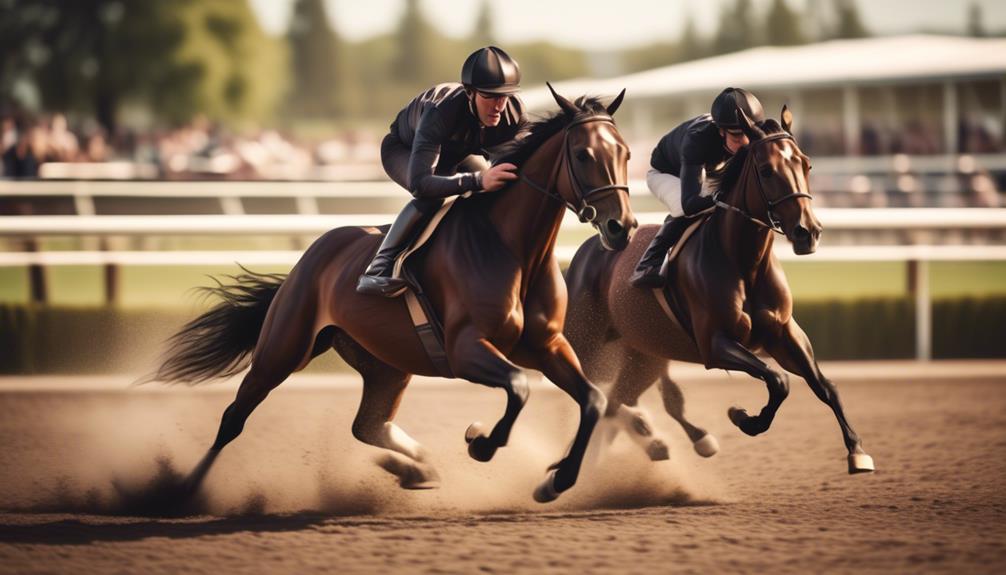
713, 132, 812, 234
520, 114, 629, 224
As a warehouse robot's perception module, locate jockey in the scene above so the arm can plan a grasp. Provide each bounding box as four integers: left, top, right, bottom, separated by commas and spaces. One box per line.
357, 46, 526, 297
629, 87, 765, 288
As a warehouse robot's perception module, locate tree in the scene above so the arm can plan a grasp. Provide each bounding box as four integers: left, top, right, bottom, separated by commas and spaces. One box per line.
967, 2, 986, 37
679, 11, 706, 61
713, 0, 761, 55
832, 0, 869, 39
1, 0, 286, 131
394, 0, 439, 88
286, 0, 354, 118
765, 0, 806, 46
470, 0, 495, 48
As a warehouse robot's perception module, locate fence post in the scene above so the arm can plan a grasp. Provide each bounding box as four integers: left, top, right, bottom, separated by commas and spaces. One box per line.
907, 259, 931, 360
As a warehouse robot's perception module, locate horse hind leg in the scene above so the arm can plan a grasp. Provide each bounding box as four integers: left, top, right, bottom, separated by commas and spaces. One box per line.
331, 329, 440, 489
606, 351, 673, 462
658, 373, 719, 457
185, 281, 322, 494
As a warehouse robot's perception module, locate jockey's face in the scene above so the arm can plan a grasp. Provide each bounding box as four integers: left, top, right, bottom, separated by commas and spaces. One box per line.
720, 128, 750, 154
474, 91, 510, 127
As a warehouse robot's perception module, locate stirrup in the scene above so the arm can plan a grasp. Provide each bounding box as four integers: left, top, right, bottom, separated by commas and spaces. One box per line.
629, 266, 665, 289
356, 274, 410, 297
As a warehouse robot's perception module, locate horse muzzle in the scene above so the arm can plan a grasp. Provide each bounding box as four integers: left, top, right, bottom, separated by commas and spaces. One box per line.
597, 217, 636, 251
790, 223, 820, 255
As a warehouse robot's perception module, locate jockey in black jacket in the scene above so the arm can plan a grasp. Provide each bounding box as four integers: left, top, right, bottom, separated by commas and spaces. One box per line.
357, 46, 527, 297
629, 87, 765, 288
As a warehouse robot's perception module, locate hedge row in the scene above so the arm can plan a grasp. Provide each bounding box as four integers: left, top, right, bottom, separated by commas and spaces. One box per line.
1, 297, 1003, 374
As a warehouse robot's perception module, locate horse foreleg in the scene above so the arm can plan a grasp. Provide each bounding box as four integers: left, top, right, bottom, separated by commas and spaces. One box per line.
513, 334, 606, 503
450, 329, 530, 463
658, 374, 719, 457
707, 332, 790, 436
764, 319, 874, 474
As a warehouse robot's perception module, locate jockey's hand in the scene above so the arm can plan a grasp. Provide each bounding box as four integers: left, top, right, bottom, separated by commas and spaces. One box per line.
481, 163, 518, 192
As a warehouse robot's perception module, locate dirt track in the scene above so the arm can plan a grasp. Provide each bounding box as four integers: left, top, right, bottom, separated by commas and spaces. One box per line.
1, 364, 1004, 574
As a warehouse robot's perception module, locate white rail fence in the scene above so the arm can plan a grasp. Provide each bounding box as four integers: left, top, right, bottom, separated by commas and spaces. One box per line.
2, 209, 1006, 361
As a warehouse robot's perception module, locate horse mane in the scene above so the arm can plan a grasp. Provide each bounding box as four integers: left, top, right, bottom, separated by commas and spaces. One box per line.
493, 96, 608, 168
705, 118, 787, 196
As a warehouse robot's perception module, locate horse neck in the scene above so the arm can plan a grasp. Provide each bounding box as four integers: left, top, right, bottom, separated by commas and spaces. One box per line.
718, 156, 774, 274
490, 133, 566, 275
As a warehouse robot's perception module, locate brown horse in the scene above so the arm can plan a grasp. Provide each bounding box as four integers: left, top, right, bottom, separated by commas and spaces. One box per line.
564, 107, 875, 474
150, 87, 638, 504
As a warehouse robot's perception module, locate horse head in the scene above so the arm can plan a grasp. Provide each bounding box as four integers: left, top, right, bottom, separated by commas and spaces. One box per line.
736, 106, 822, 254
547, 83, 637, 251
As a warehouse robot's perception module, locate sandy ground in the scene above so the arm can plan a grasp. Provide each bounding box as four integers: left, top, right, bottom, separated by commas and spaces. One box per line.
0, 362, 1004, 574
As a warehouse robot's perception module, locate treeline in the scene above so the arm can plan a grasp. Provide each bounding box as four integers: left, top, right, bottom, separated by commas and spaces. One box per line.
0, 0, 994, 132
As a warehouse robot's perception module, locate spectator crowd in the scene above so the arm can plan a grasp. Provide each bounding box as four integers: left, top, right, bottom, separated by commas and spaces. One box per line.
1, 111, 381, 181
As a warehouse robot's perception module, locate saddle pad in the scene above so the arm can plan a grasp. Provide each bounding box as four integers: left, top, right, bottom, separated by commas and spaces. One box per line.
663, 214, 709, 273
652, 214, 710, 341
392, 195, 459, 280
391, 196, 461, 379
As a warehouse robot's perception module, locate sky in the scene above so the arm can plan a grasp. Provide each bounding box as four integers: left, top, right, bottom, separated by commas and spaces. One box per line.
248, 0, 1006, 50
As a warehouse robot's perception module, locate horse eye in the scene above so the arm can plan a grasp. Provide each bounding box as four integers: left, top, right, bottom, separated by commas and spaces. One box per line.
759, 166, 774, 178
576, 149, 591, 162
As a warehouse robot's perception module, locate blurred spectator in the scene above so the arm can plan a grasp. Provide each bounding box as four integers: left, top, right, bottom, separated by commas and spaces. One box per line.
2, 122, 44, 178
959, 114, 1002, 154
46, 114, 79, 162
1, 116, 16, 152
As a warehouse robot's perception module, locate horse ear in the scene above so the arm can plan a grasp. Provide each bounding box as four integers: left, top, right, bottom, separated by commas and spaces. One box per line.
737, 108, 766, 141
547, 82, 578, 117
606, 88, 626, 116
781, 105, 794, 134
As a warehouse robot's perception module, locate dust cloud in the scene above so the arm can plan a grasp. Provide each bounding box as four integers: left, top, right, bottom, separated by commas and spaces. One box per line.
0, 383, 716, 518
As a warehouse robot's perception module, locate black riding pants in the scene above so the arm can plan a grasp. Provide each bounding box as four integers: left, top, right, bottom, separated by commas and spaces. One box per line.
380, 132, 489, 216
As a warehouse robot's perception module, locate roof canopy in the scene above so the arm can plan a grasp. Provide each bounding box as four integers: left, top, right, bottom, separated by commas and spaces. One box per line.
524, 35, 1006, 110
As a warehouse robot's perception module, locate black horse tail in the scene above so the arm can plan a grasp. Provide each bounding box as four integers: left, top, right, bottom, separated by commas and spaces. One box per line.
141, 268, 287, 385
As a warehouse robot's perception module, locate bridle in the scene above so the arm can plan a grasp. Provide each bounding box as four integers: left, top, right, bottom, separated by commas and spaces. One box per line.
713, 132, 812, 235
519, 114, 629, 224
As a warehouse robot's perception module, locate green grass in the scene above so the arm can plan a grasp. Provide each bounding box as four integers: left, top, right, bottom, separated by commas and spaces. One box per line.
1, 260, 1004, 307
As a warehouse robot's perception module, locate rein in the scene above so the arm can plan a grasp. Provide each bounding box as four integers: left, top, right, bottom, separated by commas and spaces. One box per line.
714, 132, 812, 235
520, 114, 628, 224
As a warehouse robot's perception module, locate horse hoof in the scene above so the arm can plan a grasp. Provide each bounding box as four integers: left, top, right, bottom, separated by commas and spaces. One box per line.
468, 437, 497, 462
646, 439, 670, 461
693, 433, 720, 458
465, 421, 487, 444
848, 452, 875, 474
533, 469, 560, 504
727, 406, 747, 425
400, 463, 442, 490
727, 407, 762, 436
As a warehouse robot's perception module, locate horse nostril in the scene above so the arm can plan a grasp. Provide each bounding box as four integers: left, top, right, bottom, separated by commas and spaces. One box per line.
606, 219, 625, 236
793, 225, 811, 242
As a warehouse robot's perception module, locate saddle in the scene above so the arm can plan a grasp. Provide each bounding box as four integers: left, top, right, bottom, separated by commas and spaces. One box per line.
390, 197, 461, 379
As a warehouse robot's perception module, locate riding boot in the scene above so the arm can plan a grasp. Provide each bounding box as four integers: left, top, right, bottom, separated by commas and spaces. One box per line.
629, 216, 687, 288
357, 201, 433, 297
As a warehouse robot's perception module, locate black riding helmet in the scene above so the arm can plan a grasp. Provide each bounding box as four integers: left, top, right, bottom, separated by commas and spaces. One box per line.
711, 87, 764, 129
461, 46, 521, 95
